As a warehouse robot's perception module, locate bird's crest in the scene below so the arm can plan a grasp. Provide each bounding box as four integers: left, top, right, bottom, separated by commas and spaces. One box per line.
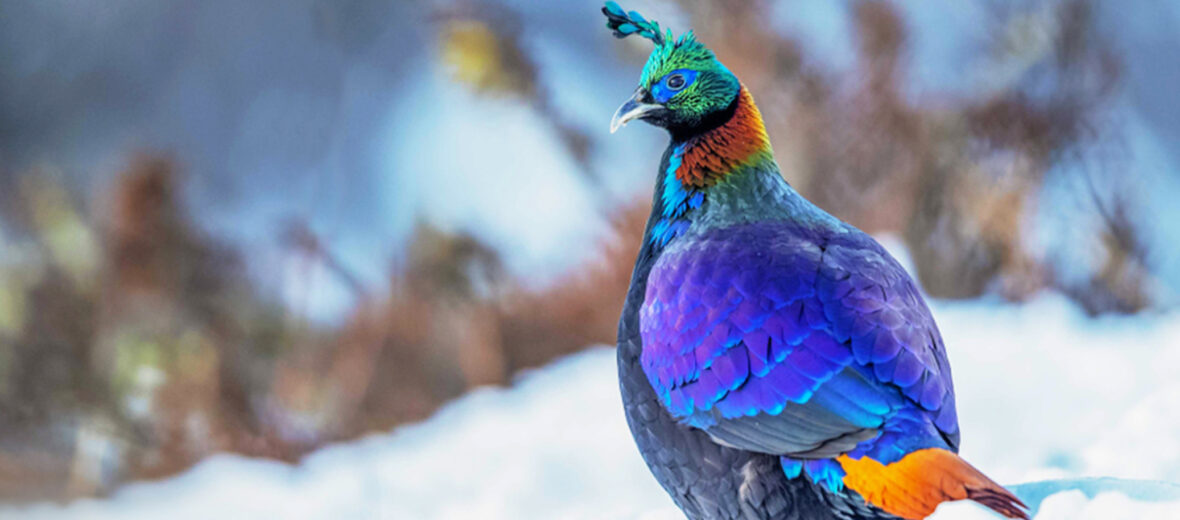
602, 1, 668, 46
601, 2, 719, 90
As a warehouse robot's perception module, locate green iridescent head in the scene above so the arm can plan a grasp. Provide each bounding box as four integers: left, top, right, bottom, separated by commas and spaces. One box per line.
603, 2, 740, 136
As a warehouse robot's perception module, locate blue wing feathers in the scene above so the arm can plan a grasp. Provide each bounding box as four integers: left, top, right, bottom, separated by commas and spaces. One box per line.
639, 221, 959, 461
871, 330, 902, 364
892, 351, 925, 387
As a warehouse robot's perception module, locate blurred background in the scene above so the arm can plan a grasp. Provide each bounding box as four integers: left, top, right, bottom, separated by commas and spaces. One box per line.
1, 0, 1179, 506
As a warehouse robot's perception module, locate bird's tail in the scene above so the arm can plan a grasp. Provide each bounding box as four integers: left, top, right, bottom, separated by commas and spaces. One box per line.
837, 448, 1029, 519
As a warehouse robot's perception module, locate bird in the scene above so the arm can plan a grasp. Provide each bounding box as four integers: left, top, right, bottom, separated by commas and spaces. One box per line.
603, 3, 1029, 519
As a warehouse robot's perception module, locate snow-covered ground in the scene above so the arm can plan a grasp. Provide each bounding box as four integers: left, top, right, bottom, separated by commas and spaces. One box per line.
5, 285, 1180, 519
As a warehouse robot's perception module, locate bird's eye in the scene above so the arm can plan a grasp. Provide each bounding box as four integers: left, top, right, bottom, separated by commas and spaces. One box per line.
666, 73, 686, 90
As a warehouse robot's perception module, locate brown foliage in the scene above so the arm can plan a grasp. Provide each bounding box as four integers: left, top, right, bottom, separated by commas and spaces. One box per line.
498, 200, 647, 371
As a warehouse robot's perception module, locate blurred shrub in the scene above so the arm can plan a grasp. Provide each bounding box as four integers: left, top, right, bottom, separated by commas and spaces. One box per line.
0, 153, 647, 501
438, 3, 597, 188
1, 157, 295, 498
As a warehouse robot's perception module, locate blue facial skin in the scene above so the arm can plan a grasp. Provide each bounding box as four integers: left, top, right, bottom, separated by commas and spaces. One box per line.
651, 69, 698, 103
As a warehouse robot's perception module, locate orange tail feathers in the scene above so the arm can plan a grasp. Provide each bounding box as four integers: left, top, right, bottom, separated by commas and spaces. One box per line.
837, 448, 1029, 520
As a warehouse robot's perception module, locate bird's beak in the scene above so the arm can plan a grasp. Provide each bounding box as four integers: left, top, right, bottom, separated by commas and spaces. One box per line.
611, 88, 662, 134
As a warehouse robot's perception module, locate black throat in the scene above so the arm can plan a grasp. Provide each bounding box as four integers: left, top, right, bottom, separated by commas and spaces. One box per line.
668, 91, 741, 143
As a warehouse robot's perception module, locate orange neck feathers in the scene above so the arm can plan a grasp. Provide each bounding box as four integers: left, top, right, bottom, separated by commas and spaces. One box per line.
675, 86, 773, 188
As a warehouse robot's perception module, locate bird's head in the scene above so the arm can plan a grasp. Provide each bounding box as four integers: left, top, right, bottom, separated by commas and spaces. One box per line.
603, 2, 740, 137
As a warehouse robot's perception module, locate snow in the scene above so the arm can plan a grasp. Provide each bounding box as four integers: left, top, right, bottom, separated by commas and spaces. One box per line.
4, 288, 1180, 519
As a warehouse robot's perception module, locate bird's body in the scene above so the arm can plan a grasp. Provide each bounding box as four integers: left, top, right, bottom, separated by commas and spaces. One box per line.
617, 141, 907, 520
605, 3, 1027, 519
